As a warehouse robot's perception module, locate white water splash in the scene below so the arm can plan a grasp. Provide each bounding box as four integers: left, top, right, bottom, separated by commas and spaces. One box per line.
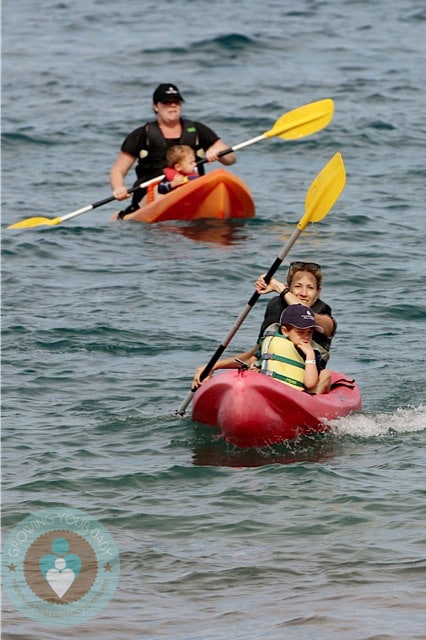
328, 405, 426, 437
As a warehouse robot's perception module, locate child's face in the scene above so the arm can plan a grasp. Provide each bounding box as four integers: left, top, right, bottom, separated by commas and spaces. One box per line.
176, 153, 196, 175
281, 325, 314, 345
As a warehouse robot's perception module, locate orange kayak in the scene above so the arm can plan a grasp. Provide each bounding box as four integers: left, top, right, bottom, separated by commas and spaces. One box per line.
111, 169, 255, 223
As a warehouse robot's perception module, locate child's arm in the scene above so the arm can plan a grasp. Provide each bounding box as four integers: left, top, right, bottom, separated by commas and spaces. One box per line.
297, 342, 319, 390
192, 346, 258, 388
158, 175, 186, 194
303, 357, 319, 390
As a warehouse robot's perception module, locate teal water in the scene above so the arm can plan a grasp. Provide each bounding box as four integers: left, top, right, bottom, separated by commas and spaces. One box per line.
2, 0, 425, 638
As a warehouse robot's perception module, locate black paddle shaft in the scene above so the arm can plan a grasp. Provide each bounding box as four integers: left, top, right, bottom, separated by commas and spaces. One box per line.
195, 146, 234, 170
84, 184, 142, 212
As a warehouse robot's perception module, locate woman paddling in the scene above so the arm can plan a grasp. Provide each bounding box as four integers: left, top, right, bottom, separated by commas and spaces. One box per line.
110, 83, 236, 219
192, 261, 336, 394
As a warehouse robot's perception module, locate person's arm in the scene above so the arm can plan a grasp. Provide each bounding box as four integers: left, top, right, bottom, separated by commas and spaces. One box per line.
158, 174, 187, 194
255, 275, 286, 295
296, 342, 319, 391
311, 311, 335, 338
192, 345, 258, 388
205, 139, 236, 165
195, 122, 237, 166
255, 275, 307, 306
110, 151, 137, 200
303, 357, 320, 390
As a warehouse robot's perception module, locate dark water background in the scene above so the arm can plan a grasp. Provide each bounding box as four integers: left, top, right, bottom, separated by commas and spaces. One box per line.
2, 0, 425, 638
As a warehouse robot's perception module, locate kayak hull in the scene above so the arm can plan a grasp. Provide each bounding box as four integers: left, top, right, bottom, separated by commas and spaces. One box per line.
192, 369, 362, 448
114, 169, 255, 223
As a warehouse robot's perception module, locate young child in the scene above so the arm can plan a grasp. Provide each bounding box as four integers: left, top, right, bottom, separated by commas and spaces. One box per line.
157, 144, 199, 194
258, 304, 325, 393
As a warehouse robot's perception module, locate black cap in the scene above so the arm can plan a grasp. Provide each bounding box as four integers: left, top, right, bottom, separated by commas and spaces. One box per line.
152, 83, 184, 104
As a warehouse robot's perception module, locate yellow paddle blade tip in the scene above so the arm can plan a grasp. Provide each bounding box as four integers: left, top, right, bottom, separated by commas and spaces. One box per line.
265, 98, 334, 141
297, 152, 345, 230
7, 216, 61, 229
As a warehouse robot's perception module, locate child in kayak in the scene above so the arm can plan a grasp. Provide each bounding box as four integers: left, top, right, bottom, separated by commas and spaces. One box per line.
258, 304, 323, 393
157, 145, 199, 194
129, 144, 199, 209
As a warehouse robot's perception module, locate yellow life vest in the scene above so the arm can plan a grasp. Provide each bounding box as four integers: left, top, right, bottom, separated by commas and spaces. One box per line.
259, 328, 306, 390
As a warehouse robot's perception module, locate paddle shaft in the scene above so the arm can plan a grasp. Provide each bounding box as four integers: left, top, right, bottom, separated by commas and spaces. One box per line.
58, 176, 164, 223
176, 226, 302, 416
196, 134, 266, 169
201, 98, 335, 163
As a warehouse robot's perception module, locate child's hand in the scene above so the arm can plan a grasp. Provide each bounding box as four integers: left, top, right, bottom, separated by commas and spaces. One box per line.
171, 175, 186, 188
295, 339, 315, 359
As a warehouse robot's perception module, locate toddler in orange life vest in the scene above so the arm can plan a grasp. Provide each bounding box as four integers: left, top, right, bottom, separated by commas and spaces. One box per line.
157, 145, 199, 194
259, 304, 324, 393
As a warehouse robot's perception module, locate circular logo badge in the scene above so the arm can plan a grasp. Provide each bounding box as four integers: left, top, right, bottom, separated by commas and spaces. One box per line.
2, 507, 120, 627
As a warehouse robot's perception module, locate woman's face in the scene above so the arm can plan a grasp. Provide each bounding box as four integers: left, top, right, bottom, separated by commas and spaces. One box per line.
155, 100, 182, 125
289, 270, 320, 307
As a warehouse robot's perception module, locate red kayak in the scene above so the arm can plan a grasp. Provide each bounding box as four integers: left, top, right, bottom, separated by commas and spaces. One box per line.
111, 169, 255, 223
192, 369, 362, 448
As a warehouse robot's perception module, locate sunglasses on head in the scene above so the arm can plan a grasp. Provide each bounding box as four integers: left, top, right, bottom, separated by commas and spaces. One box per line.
288, 261, 321, 272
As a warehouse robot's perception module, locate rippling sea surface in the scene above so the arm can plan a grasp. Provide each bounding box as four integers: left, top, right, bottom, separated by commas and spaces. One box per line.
2, 0, 426, 638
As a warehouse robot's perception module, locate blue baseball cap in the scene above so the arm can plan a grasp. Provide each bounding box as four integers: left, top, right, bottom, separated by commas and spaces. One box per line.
280, 304, 324, 332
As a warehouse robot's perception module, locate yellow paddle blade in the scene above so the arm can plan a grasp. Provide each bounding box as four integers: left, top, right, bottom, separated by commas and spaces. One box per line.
265, 98, 334, 140
298, 152, 346, 231
7, 216, 62, 229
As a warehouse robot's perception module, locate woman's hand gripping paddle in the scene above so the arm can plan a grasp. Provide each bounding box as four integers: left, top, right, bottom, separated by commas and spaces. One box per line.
176, 152, 346, 416
7, 99, 334, 230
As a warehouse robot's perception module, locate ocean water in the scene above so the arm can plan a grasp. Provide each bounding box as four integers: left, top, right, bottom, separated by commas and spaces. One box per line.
1, 0, 426, 638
